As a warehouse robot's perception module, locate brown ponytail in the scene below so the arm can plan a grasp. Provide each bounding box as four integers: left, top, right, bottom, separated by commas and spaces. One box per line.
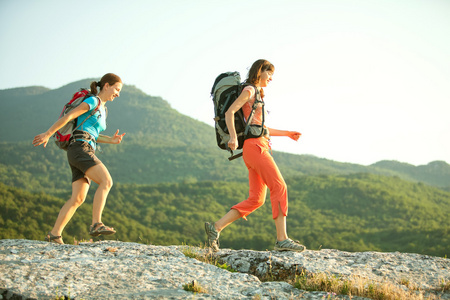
90, 73, 122, 95
90, 81, 99, 95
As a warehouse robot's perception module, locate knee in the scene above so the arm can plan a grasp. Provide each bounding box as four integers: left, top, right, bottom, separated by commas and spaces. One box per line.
252, 196, 266, 208
279, 180, 287, 192
71, 195, 86, 207
100, 176, 113, 190
248, 188, 266, 208
270, 181, 287, 197
281, 184, 287, 196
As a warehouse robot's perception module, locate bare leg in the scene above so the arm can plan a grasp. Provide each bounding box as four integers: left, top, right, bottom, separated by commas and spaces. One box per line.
215, 205, 288, 241
214, 209, 241, 232
51, 178, 90, 236
85, 163, 113, 226
274, 203, 288, 241
273, 204, 305, 251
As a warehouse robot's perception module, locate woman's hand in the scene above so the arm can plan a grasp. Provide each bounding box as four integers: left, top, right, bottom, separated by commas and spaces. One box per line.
32, 132, 51, 147
110, 129, 126, 144
228, 135, 238, 151
287, 131, 302, 141
32, 102, 90, 148
268, 128, 302, 141
225, 88, 252, 152
97, 130, 126, 144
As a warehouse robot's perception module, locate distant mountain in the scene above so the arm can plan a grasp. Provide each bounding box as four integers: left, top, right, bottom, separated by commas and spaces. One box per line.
0, 79, 215, 147
372, 160, 450, 188
1, 81, 449, 258
0, 86, 50, 98
1, 81, 450, 190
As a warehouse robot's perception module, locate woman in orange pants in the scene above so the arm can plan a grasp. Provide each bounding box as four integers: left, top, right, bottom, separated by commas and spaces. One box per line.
205, 59, 306, 252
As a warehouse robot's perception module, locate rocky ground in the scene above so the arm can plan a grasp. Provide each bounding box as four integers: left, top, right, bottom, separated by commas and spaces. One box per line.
0, 239, 448, 299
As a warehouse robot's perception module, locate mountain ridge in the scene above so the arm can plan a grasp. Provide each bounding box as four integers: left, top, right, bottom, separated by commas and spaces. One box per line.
1, 80, 450, 189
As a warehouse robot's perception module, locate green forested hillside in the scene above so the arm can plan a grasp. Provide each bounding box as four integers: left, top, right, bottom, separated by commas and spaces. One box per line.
2, 141, 450, 192
1, 82, 449, 258
1, 173, 449, 257
1, 82, 450, 188
0, 182, 155, 244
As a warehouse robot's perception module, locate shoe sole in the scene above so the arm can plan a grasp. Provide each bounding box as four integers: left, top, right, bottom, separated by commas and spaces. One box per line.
45, 233, 64, 244
45, 238, 64, 244
89, 231, 116, 237
274, 247, 305, 252
99, 231, 116, 236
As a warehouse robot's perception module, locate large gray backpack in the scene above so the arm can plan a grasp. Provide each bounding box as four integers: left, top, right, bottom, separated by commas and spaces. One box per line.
211, 72, 265, 160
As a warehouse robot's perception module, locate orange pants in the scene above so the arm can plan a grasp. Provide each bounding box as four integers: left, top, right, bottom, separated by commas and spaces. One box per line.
231, 137, 288, 220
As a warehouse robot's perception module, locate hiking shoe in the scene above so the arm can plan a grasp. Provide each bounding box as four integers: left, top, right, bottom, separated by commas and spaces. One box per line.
89, 222, 116, 237
45, 232, 64, 245
274, 238, 305, 252
204, 222, 220, 252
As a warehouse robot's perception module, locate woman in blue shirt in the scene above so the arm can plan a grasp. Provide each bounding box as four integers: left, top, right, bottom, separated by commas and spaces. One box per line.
33, 73, 125, 244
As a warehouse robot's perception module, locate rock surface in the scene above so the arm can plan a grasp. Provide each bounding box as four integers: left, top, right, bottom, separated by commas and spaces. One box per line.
0, 239, 448, 299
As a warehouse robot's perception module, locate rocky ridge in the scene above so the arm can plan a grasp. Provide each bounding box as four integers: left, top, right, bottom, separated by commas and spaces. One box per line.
0, 239, 449, 299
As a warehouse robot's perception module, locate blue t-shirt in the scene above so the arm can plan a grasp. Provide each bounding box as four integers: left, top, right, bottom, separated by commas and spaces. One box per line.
75, 96, 107, 150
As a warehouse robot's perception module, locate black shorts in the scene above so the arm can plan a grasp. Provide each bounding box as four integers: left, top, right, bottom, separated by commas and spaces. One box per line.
67, 141, 102, 183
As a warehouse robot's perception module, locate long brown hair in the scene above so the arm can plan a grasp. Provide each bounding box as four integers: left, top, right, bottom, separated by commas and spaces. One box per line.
90, 73, 122, 95
245, 59, 275, 98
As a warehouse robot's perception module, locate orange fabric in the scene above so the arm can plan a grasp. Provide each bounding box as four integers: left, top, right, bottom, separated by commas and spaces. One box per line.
231, 137, 288, 220
241, 86, 264, 126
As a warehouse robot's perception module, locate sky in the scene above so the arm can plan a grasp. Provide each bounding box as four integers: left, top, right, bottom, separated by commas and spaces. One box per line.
1, 0, 449, 166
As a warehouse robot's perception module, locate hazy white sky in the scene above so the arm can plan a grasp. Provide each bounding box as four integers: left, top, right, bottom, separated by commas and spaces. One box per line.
1, 0, 449, 166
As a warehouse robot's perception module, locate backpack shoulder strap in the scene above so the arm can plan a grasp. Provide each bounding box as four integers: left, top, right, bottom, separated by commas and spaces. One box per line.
243, 85, 264, 135
72, 95, 102, 132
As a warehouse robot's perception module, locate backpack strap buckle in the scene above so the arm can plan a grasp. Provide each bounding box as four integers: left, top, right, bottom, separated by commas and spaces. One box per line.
69, 130, 95, 145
